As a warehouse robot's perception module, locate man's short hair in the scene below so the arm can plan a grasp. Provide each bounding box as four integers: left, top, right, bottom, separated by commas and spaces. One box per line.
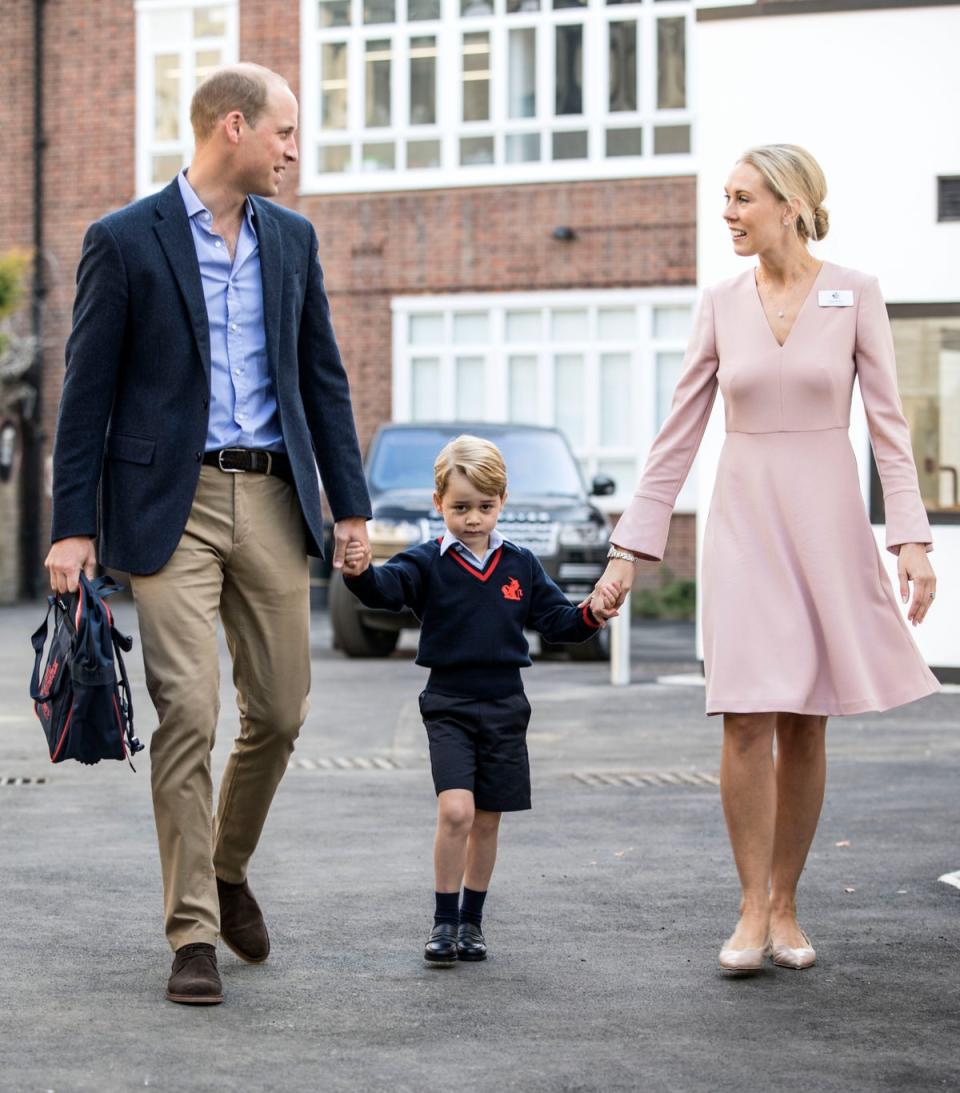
434, 435, 508, 499
190, 64, 285, 141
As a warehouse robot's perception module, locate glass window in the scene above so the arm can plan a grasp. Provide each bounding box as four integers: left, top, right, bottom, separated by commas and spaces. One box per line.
321, 42, 349, 130
319, 144, 352, 172
365, 40, 392, 128
598, 308, 635, 340
507, 0, 541, 10
154, 54, 180, 141
506, 132, 541, 164
410, 313, 444, 344
606, 128, 642, 157
453, 312, 490, 343
460, 136, 494, 165
509, 356, 539, 422
552, 130, 587, 160
194, 5, 227, 36
506, 311, 542, 341
653, 306, 691, 339
508, 29, 537, 120
409, 0, 441, 17
608, 22, 637, 113
552, 309, 588, 341
152, 152, 184, 185
657, 17, 686, 110
364, 0, 395, 23
654, 124, 690, 155
407, 139, 441, 168
456, 357, 486, 418
410, 36, 437, 125
318, 0, 350, 28
600, 353, 631, 445
362, 141, 395, 170
462, 0, 494, 13
555, 355, 586, 447
463, 33, 491, 122
412, 358, 441, 420
555, 25, 583, 115
890, 317, 960, 518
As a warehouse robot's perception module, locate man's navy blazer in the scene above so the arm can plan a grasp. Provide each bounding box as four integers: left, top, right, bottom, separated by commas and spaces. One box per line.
51, 177, 372, 575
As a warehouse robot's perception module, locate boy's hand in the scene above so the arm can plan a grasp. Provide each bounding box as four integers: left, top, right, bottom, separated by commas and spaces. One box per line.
588, 581, 621, 626
342, 540, 370, 578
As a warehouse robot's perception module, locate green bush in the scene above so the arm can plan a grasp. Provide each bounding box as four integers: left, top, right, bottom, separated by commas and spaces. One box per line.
631, 566, 696, 620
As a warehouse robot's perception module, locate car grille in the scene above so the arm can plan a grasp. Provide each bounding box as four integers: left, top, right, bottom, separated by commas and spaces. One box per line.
422, 514, 559, 555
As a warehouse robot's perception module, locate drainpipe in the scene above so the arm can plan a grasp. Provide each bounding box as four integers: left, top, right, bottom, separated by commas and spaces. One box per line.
21, 0, 46, 599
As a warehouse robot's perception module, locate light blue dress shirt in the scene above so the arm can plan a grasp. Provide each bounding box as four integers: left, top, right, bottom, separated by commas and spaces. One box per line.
177, 170, 284, 452
439, 528, 505, 569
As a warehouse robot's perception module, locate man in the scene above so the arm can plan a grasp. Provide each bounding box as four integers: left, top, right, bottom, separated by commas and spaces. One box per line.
45, 64, 372, 1005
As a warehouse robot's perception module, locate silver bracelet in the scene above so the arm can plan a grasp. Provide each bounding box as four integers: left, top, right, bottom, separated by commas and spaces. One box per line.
606, 547, 638, 564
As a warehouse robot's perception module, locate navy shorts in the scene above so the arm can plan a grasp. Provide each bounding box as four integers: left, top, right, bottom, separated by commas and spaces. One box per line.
418, 689, 532, 813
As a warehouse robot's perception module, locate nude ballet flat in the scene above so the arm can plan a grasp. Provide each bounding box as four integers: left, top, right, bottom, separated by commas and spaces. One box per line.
719, 937, 769, 973
769, 930, 816, 970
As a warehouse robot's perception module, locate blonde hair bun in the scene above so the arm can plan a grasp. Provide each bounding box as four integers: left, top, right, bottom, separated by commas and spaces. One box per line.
812, 205, 830, 241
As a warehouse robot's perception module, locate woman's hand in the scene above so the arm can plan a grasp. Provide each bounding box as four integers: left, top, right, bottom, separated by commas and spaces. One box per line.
593, 557, 638, 609
898, 543, 936, 626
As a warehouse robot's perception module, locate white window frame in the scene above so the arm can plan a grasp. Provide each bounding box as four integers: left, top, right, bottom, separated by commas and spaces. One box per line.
300, 0, 694, 194
135, 0, 239, 197
391, 287, 698, 512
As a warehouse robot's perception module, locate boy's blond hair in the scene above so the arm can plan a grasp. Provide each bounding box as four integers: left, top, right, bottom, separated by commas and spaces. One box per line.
434, 435, 507, 498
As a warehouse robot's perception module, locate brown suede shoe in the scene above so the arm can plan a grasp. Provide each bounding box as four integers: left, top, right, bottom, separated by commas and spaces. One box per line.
166, 943, 223, 1005
217, 877, 270, 964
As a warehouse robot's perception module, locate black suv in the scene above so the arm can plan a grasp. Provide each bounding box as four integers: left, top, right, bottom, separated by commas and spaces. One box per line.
329, 422, 615, 659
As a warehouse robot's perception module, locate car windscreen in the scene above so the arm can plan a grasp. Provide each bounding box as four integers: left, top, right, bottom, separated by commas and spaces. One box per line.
368, 428, 585, 497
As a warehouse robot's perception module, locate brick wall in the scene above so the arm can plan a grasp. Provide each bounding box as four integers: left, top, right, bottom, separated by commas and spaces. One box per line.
1, 0, 699, 588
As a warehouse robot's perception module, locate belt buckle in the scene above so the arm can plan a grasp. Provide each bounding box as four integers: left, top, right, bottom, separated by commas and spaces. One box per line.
217, 448, 247, 474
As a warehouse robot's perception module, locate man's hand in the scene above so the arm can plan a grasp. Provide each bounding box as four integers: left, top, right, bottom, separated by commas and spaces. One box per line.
332, 516, 370, 571
342, 541, 370, 578
44, 537, 97, 596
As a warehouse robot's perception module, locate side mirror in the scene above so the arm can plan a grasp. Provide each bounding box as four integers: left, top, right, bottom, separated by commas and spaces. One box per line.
590, 474, 616, 497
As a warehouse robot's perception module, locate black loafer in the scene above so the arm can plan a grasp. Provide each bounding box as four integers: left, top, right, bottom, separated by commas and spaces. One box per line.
456, 921, 487, 961
424, 923, 459, 965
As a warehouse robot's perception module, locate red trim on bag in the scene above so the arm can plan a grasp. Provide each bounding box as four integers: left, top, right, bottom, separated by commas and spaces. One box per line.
446, 546, 503, 582
50, 703, 75, 763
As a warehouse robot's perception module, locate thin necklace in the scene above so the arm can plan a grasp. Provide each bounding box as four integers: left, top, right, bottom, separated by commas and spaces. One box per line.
757, 263, 818, 319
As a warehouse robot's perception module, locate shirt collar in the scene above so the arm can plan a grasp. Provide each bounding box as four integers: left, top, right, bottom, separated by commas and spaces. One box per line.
438, 528, 504, 558
177, 168, 256, 229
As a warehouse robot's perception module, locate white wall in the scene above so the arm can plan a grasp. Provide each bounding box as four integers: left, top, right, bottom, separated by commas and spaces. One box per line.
693, 4, 960, 669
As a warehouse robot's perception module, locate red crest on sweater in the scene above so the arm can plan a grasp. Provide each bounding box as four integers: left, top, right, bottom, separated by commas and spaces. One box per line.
501, 577, 524, 601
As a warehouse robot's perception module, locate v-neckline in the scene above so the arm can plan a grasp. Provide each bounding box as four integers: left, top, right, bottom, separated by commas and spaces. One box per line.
445, 544, 504, 582
752, 260, 827, 350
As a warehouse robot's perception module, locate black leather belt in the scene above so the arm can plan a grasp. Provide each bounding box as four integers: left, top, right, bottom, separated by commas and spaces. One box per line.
202, 447, 293, 485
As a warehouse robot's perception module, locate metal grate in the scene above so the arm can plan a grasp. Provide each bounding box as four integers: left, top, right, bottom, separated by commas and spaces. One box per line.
287, 756, 402, 771
572, 770, 719, 788
0, 776, 49, 786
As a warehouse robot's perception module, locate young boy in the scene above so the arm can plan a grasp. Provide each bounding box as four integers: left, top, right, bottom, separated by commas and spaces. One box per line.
342, 434, 618, 965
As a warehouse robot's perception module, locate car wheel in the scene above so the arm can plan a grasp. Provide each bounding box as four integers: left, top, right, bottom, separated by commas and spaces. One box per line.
329, 572, 400, 658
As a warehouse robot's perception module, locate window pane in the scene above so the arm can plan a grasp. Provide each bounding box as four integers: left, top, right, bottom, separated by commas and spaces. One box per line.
463, 33, 490, 122
508, 28, 536, 119
555, 25, 583, 115
654, 124, 691, 155
407, 139, 441, 168
656, 351, 683, 428
553, 0, 586, 7
410, 313, 444, 344
657, 17, 686, 110
507, 0, 540, 10
552, 309, 588, 341
194, 5, 227, 36
608, 22, 637, 112
409, 0, 441, 17
364, 0, 395, 23
555, 355, 586, 447
462, 0, 494, 13
195, 49, 221, 87
509, 356, 539, 423
456, 357, 485, 419
506, 311, 542, 341
598, 308, 635, 340
410, 36, 437, 125
412, 358, 441, 420
365, 39, 392, 127
361, 141, 395, 170
460, 136, 494, 165
892, 318, 960, 515
505, 132, 540, 163
319, 144, 352, 172
453, 313, 490, 343
154, 54, 180, 141
318, 0, 350, 28
321, 42, 348, 130
152, 153, 184, 185
601, 354, 631, 445
606, 128, 642, 157
653, 306, 691, 339
552, 130, 587, 160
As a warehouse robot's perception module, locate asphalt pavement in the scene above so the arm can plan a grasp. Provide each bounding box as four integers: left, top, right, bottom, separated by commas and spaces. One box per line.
0, 600, 957, 1093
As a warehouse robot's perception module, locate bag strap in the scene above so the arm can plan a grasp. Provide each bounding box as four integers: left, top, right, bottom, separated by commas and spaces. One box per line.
111, 628, 143, 769
29, 596, 63, 703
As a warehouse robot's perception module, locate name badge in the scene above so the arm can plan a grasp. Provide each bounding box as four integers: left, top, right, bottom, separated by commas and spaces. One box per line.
818, 290, 854, 307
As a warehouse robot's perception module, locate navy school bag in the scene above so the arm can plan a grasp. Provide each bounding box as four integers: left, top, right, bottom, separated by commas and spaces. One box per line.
30, 573, 143, 768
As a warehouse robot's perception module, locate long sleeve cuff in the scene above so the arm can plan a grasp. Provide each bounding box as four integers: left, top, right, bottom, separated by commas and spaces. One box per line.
883, 490, 933, 554
610, 496, 673, 562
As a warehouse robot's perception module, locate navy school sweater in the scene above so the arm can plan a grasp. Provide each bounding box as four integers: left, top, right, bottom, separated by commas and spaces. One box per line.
343, 539, 601, 697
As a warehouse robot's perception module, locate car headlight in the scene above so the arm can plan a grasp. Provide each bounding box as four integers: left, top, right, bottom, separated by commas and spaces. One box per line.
558, 522, 609, 547
367, 519, 422, 553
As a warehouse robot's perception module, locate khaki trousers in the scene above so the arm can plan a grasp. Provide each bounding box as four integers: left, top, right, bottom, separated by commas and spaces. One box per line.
131, 466, 310, 950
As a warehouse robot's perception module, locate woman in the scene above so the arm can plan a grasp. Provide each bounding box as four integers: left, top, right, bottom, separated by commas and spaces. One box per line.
597, 144, 939, 972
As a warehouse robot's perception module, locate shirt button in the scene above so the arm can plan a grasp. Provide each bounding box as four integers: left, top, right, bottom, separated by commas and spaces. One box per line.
215, 241, 222, 248
230, 323, 238, 331
194, 452, 202, 462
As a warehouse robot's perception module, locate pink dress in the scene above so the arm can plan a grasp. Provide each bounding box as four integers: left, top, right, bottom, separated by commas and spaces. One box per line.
612, 262, 940, 716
